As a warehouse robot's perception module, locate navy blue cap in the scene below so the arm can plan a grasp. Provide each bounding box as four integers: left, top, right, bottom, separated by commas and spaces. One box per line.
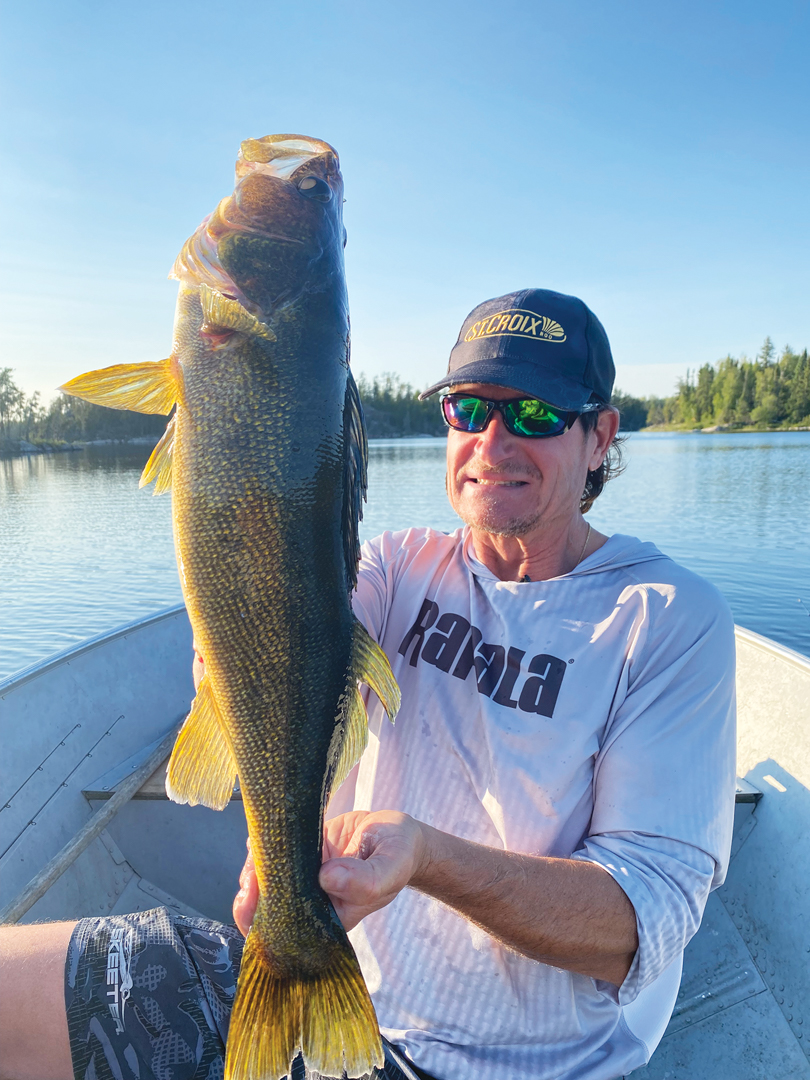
419, 288, 615, 410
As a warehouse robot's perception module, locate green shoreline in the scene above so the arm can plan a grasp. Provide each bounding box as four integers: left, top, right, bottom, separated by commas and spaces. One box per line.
639, 423, 810, 434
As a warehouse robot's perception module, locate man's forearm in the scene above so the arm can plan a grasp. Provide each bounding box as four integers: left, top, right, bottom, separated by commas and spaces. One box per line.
0, 922, 75, 1080
410, 823, 638, 986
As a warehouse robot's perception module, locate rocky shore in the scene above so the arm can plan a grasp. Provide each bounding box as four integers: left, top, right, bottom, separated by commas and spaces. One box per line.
0, 436, 160, 457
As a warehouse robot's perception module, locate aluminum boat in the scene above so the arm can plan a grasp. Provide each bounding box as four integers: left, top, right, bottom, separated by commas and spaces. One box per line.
1, 608, 808, 1078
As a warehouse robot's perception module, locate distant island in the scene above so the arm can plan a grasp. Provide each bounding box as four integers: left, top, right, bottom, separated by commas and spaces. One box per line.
1, 338, 808, 453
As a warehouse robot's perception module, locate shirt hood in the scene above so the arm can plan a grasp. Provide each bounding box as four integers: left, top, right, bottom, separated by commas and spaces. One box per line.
462, 529, 669, 583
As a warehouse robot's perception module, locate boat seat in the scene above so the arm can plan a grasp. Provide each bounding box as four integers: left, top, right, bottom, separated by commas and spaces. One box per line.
82, 732, 241, 801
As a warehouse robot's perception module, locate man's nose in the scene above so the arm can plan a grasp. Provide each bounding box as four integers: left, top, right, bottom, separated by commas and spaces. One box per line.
473, 408, 515, 464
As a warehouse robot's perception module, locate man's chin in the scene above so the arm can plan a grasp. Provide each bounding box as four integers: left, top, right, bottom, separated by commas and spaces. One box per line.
457, 507, 542, 539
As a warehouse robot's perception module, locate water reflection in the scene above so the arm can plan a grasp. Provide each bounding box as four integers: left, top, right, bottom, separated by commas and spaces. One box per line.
1, 431, 808, 679
363, 438, 461, 540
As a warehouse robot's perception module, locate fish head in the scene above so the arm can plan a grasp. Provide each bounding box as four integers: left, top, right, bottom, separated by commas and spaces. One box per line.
173, 134, 346, 317
233, 134, 345, 248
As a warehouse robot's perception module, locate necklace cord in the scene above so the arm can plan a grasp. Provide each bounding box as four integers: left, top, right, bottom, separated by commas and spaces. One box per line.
577, 522, 592, 566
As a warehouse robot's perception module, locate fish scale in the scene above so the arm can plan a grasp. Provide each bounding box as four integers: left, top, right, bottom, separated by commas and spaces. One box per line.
60, 133, 400, 1080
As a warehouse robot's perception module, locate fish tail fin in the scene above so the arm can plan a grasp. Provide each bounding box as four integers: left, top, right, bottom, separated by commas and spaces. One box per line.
226, 918, 382, 1080
59, 358, 180, 415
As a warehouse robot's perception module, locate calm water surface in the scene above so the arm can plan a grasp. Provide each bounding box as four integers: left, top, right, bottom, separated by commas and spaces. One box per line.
2, 431, 809, 679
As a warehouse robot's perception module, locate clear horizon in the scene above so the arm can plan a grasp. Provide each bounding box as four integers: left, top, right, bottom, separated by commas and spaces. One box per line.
2, 0, 808, 404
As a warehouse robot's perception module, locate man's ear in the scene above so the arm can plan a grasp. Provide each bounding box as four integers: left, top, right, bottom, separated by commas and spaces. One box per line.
588, 407, 620, 471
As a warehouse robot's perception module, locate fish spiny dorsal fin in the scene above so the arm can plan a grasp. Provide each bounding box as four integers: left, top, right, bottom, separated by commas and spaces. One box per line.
166, 674, 238, 810
199, 282, 276, 341
343, 369, 368, 592
59, 358, 180, 414
140, 414, 176, 494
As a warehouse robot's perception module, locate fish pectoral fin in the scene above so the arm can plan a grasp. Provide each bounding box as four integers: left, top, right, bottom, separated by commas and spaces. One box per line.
351, 617, 401, 723
199, 282, 276, 341
59, 358, 180, 415
225, 916, 382, 1080
165, 674, 237, 810
140, 414, 176, 494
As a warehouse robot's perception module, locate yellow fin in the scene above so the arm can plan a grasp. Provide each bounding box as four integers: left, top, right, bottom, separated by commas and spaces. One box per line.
165, 675, 237, 810
331, 686, 369, 795
326, 620, 399, 800
139, 415, 175, 494
59, 358, 179, 414
225, 918, 382, 1080
352, 617, 401, 722
199, 282, 276, 341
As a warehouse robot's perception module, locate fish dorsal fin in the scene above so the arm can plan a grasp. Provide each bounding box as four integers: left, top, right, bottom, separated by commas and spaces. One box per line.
343, 369, 368, 592
140, 414, 176, 494
330, 685, 370, 796
328, 618, 400, 799
351, 618, 400, 722
166, 674, 238, 810
59, 358, 179, 414
199, 282, 276, 341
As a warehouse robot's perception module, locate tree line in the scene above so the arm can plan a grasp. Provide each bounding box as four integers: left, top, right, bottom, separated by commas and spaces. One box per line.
2, 339, 808, 451
0, 368, 166, 449
644, 339, 810, 429
0, 368, 447, 450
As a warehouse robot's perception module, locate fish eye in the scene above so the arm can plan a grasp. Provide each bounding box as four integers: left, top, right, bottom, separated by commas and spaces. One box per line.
297, 176, 332, 202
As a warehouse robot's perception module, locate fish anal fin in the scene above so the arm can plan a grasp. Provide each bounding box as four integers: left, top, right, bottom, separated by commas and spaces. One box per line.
352, 617, 400, 723
225, 919, 382, 1080
140, 414, 176, 494
59, 358, 179, 415
199, 282, 276, 342
166, 675, 237, 810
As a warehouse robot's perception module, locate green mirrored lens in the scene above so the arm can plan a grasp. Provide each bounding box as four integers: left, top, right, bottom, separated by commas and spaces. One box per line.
454, 396, 490, 430
503, 399, 565, 435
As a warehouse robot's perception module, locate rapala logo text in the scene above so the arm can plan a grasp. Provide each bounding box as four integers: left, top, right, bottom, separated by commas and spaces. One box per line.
106, 927, 133, 1035
464, 308, 566, 345
398, 599, 567, 718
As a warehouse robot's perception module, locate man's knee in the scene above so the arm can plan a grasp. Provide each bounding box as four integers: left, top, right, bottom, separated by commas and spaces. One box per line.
0, 921, 76, 1080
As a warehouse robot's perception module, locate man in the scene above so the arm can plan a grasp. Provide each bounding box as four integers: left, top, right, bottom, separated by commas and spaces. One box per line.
0, 288, 736, 1080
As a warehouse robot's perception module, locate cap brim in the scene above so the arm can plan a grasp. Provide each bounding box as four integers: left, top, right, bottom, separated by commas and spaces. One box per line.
419, 359, 593, 410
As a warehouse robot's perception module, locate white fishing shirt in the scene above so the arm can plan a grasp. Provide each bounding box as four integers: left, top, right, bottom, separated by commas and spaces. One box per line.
335, 527, 736, 1080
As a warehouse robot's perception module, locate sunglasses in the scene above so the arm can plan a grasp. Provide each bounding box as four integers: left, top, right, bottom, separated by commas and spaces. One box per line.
440, 393, 600, 438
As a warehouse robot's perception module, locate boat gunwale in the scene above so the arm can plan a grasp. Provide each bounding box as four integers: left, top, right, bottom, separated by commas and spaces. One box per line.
0, 603, 188, 697
733, 624, 810, 674
3, 613, 808, 698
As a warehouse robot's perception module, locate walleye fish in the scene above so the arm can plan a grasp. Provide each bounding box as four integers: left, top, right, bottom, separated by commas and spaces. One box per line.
61, 134, 400, 1080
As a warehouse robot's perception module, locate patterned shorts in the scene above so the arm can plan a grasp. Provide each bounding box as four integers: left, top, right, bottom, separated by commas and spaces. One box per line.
64, 907, 431, 1080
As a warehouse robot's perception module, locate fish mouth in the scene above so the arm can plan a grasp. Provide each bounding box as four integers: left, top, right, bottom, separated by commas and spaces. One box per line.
236, 134, 339, 181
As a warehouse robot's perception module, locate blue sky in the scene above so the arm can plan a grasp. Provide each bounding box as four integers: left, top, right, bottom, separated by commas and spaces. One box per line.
2, 0, 808, 402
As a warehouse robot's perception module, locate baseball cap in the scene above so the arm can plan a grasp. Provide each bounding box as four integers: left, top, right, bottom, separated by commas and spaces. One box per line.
419, 288, 615, 410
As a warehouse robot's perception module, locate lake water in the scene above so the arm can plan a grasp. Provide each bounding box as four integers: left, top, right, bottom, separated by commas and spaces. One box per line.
2, 431, 809, 680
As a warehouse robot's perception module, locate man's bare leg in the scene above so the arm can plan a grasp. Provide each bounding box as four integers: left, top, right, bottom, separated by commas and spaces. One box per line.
0, 922, 75, 1080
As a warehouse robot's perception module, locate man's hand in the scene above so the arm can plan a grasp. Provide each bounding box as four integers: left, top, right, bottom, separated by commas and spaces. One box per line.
232, 811, 428, 936
232, 811, 637, 986
320, 811, 428, 930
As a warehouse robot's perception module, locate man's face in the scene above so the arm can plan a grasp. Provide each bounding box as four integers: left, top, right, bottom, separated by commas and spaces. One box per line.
444, 383, 603, 539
